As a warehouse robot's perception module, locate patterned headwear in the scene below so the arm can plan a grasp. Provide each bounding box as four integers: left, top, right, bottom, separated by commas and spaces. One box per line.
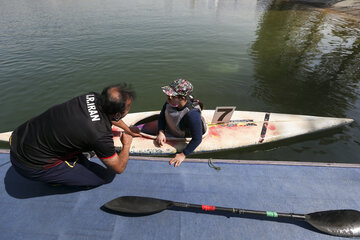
161, 78, 193, 97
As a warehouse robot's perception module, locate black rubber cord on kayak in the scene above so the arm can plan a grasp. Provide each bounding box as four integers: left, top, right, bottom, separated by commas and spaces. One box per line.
208, 158, 221, 171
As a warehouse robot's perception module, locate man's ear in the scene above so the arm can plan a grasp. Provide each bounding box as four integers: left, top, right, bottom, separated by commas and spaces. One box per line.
112, 112, 122, 122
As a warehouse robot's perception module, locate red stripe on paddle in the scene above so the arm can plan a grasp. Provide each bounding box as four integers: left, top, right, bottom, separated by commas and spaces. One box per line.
202, 205, 216, 211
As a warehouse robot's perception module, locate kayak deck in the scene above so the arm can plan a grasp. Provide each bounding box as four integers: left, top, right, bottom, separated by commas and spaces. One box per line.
1, 152, 359, 240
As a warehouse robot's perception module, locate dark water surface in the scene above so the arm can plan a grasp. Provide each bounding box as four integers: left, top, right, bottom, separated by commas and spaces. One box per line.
0, 0, 359, 163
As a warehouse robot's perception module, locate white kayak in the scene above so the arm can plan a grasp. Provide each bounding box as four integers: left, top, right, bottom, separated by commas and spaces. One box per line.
113, 110, 353, 155
0, 110, 353, 156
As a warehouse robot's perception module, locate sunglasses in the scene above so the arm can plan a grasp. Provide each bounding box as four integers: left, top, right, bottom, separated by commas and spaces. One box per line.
167, 95, 179, 100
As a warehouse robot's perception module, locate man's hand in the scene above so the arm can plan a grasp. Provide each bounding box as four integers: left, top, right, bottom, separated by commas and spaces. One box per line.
120, 132, 133, 146
112, 120, 141, 137
169, 153, 186, 167
101, 133, 132, 174
156, 131, 166, 146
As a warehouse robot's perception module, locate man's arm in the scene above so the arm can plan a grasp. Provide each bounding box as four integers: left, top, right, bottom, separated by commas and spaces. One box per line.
100, 132, 132, 174
112, 119, 141, 137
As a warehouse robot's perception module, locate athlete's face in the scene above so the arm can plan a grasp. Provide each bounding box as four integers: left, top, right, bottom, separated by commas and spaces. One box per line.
167, 95, 181, 107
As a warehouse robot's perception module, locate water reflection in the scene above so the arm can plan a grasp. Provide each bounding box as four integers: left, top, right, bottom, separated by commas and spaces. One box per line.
251, 1, 360, 117
189, 0, 249, 10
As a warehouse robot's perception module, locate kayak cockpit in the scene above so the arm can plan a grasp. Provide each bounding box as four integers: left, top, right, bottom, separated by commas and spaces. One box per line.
134, 114, 208, 141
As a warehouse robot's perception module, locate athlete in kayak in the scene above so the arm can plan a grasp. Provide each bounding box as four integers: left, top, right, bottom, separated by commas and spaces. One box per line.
10, 84, 135, 188
156, 79, 203, 167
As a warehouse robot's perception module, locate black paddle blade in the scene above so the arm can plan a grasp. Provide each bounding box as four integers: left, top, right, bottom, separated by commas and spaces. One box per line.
306, 210, 360, 237
103, 196, 173, 215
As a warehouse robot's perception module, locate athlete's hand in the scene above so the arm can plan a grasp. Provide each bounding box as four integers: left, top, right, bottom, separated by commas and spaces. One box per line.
169, 153, 186, 167
156, 131, 166, 146
120, 132, 133, 147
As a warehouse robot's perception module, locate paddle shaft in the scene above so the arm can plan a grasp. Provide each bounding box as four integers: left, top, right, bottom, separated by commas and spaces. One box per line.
104, 196, 360, 238
173, 201, 306, 220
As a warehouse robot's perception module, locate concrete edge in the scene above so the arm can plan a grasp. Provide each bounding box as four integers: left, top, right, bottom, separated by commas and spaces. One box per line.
1, 149, 359, 168
131, 156, 360, 168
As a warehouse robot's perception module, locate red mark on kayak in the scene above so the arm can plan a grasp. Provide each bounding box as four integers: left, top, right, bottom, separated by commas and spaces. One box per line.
209, 127, 221, 137
202, 205, 216, 211
268, 125, 276, 131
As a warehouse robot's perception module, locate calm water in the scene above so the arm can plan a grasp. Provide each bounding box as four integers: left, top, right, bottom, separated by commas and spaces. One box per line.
0, 0, 359, 163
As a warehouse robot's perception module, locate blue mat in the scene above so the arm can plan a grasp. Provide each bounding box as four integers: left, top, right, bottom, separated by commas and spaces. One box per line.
1, 153, 359, 240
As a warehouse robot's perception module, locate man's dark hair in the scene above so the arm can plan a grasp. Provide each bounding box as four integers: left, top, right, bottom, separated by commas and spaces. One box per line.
97, 83, 136, 115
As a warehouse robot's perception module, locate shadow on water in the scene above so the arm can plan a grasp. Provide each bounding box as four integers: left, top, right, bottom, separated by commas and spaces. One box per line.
275, 0, 342, 8
251, 0, 360, 117
4, 166, 89, 199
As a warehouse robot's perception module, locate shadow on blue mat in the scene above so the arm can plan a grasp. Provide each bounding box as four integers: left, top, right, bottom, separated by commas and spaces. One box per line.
4, 166, 89, 199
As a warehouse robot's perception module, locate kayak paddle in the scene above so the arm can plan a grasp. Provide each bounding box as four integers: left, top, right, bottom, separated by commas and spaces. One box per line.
103, 196, 360, 238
